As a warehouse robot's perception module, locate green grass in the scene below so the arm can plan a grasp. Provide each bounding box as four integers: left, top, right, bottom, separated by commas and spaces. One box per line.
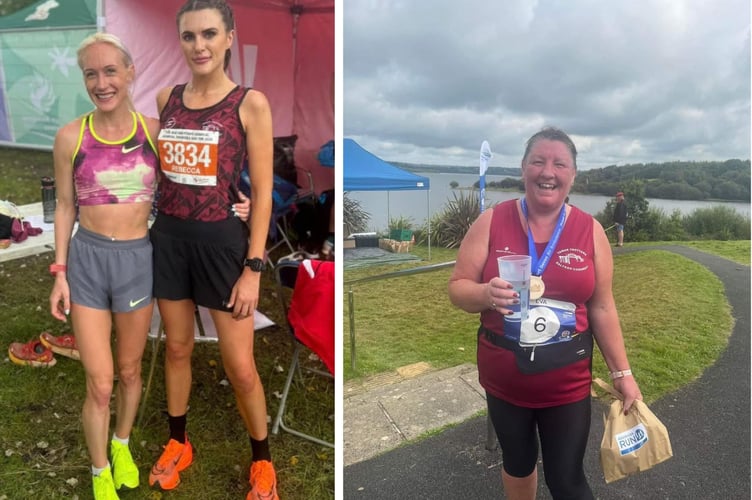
0, 147, 333, 499
644, 240, 750, 266
344, 241, 745, 406
0, 147, 54, 204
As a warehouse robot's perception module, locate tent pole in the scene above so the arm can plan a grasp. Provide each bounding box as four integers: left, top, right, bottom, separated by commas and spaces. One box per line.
427, 191, 431, 260
97, 0, 105, 31
387, 191, 391, 233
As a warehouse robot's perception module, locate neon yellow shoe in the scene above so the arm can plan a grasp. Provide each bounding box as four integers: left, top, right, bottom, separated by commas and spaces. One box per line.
110, 440, 139, 490
92, 466, 119, 500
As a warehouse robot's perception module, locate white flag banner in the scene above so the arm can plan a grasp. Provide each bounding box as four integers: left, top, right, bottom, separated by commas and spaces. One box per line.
479, 140, 492, 212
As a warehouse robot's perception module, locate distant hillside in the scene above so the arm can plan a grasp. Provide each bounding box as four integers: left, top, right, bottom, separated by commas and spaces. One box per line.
392, 162, 520, 177
392, 159, 751, 203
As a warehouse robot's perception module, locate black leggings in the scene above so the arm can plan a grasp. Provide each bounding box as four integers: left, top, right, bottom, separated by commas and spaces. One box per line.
487, 393, 594, 500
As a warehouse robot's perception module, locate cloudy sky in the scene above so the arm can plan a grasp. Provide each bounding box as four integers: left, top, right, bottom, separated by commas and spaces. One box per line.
343, 0, 751, 170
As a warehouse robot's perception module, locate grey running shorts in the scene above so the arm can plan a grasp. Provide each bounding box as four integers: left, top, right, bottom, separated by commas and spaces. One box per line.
67, 226, 153, 313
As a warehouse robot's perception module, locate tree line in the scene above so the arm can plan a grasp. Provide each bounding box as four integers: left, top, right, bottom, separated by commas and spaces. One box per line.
476, 159, 750, 203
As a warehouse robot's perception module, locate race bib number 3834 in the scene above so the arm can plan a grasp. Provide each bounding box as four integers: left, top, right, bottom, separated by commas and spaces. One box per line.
158, 128, 219, 186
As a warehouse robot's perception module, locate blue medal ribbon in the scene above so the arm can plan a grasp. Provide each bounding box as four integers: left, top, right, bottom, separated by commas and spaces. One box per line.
520, 198, 566, 276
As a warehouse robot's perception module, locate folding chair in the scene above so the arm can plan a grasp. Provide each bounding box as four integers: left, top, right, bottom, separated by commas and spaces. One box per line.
271, 259, 334, 448
239, 165, 317, 256
137, 306, 217, 428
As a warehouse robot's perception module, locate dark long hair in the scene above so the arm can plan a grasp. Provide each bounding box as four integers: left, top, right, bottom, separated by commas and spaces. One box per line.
176, 0, 235, 70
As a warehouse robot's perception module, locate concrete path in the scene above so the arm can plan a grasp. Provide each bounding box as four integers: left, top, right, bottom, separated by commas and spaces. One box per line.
343, 246, 750, 499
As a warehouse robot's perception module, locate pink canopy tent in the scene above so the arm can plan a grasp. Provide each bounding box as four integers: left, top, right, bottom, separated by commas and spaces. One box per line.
104, 0, 334, 193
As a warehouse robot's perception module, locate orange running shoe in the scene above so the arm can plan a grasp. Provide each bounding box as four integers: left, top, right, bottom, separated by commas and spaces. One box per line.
8, 339, 56, 367
39, 332, 80, 360
148, 438, 193, 490
247, 460, 279, 500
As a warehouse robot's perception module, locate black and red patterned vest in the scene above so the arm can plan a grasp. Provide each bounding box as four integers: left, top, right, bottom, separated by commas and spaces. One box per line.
157, 84, 249, 221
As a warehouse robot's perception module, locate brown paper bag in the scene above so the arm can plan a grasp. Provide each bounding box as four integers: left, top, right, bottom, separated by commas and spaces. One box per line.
593, 378, 673, 483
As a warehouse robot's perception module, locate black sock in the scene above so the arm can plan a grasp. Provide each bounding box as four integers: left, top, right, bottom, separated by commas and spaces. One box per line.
168, 414, 187, 443
250, 436, 271, 462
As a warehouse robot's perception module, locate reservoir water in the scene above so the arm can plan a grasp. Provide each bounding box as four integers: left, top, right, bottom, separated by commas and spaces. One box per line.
347, 172, 751, 233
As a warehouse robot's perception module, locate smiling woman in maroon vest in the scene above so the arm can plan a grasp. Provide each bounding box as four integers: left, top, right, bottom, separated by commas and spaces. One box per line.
449, 127, 642, 500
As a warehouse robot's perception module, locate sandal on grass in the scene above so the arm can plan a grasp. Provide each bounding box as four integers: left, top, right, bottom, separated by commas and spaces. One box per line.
39, 332, 80, 361
8, 339, 56, 367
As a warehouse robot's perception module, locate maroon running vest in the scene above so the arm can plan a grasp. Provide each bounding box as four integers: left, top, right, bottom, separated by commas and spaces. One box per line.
478, 199, 596, 407
157, 84, 249, 221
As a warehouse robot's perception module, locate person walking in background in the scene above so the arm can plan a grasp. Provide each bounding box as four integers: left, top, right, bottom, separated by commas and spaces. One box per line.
448, 127, 642, 499
147, 1, 278, 499
613, 191, 627, 247
49, 33, 158, 500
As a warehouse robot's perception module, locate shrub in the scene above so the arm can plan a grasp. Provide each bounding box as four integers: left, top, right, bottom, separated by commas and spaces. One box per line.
428, 190, 483, 248
683, 206, 751, 240
343, 192, 370, 236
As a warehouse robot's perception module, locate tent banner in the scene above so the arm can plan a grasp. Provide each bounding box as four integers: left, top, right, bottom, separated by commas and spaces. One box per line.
0, 0, 98, 148
0, 27, 95, 147
106, 0, 334, 191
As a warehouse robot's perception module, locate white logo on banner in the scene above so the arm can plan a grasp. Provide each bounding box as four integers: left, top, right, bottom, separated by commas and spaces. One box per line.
25, 0, 60, 22
29, 74, 55, 114
49, 46, 77, 77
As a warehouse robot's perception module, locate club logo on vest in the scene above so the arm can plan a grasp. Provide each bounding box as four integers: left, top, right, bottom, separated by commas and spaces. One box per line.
555, 248, 589, 271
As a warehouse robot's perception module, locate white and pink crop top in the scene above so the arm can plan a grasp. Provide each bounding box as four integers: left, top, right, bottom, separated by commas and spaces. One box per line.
72, 112, 158, 206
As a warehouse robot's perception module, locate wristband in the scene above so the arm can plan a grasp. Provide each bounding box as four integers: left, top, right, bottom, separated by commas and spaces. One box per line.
49, 263, 67, 276
610, 369, 632, 380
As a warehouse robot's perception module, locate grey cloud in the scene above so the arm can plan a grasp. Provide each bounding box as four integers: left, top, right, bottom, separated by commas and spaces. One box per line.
344, 0, 750, 169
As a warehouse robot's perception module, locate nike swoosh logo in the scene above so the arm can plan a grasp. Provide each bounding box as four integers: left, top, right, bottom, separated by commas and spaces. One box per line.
122, 143, 142, 154
129, 296, 149, 308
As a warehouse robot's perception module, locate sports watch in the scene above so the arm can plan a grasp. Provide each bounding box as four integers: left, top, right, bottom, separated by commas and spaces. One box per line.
243, 257, 266, 272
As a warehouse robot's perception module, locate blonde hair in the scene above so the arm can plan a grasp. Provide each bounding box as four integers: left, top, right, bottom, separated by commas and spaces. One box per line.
77, 32, 136, 110
77, 32, 134, 70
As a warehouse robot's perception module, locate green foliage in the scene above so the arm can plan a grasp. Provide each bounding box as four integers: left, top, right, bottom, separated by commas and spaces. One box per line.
429, 191, 482, 248
0, 0, 37, 16
343, 192, 370, 236
594, 184, 751, 242
683, 206, 752, 240
449, 180, 459, 189
574, 159, 751, 202
479, 177, 524, 191
388, 215, 414, 231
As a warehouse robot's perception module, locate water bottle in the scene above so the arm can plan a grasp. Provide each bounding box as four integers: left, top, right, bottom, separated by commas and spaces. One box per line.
41, 176, 56, 224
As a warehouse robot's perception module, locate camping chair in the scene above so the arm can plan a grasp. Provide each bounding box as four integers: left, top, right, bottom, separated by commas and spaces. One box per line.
271, 259, 334, 448
239, 170, 317, 256
137, 306, 217, 428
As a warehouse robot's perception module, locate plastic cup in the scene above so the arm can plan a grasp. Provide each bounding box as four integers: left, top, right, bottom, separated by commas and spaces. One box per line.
497, 255, 530, 321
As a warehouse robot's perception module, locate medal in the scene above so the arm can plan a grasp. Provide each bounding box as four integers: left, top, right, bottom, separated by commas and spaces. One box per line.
521, 198, 566, 301
530, 275, 545, 300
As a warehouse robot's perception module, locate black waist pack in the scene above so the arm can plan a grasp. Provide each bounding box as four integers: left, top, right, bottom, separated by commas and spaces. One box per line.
479, 326, 593, 375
